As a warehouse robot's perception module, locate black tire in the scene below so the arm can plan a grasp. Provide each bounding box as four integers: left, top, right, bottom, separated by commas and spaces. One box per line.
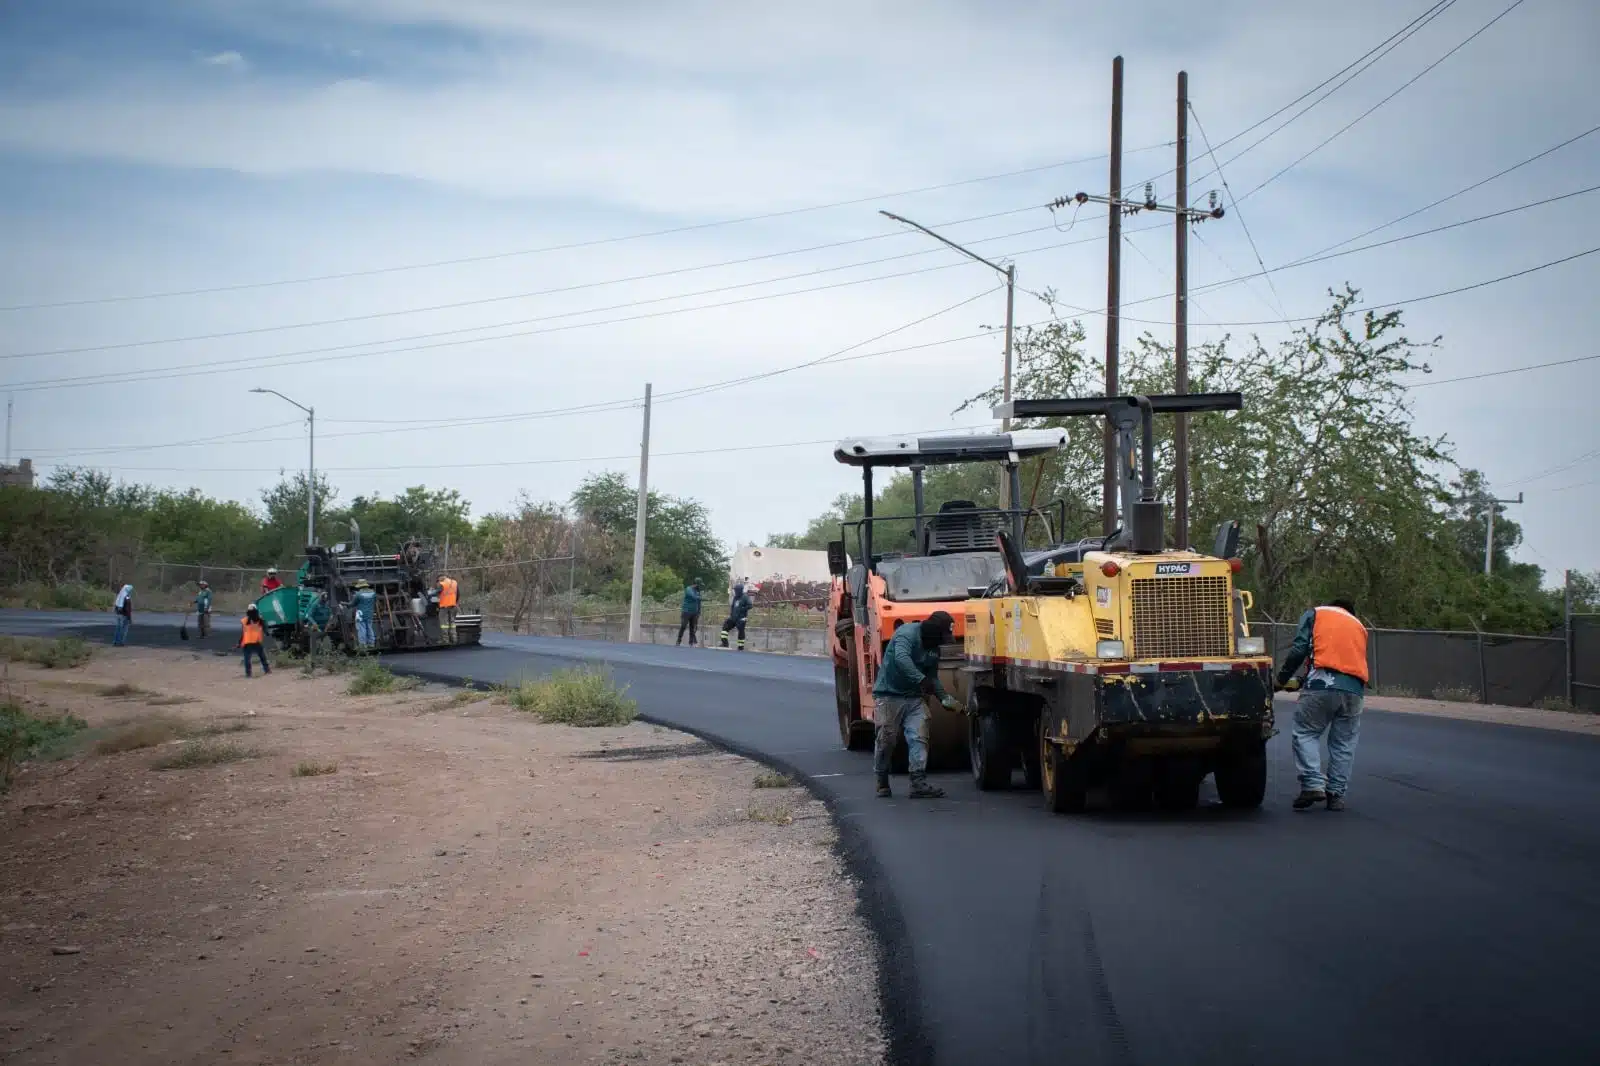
1021, 716, 1043, 791
1215, 742, 1268, 809
1039, 723, 1086, 813
835, 665, 873, 751
1153, 757, 1202, 812
969, 711, 1013, 791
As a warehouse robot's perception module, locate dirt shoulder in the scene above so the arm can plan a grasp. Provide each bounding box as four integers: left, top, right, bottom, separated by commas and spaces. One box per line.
0, 647, 884, 1065
1363, 693, 1600, 736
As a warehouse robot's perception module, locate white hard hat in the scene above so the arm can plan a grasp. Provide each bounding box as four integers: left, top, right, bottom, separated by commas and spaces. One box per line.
267, 567, 278, 574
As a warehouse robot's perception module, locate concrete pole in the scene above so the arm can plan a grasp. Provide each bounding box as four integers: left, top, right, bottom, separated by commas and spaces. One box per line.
626, 385, 652, 643
307, 406, 316, 549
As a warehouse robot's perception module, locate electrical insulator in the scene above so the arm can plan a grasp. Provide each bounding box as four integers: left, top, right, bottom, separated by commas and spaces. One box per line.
1208, 190, 1219, 211
1143, 182, 1155, 210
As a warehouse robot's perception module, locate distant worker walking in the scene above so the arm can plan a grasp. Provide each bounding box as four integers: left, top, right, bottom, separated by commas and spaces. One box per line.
1276, 598, 1369, 812
194, 580, 213, 638
718, 586, 753, 651
437, 574, 459, 639
240, 604, 271, 678
112, 584, 134, 647
677, 582, 702, 646
872, 610, 960, 800
260, 567, 283, 595
352, 579, 377, 649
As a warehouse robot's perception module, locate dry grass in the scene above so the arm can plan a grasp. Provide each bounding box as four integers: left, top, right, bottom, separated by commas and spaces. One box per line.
1431, 685, 1481, 704
96, 681, 150, 699
746, 801, 794, 825
292, 760, 338, 777
752, 770, 794, 789
93, 715, 188, 754
145, 695, 199, 707
151, 739, 254, 771
0, 635, 93, 670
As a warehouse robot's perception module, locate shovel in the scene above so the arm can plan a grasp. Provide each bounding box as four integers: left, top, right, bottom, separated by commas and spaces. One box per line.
179, 612, 190, 641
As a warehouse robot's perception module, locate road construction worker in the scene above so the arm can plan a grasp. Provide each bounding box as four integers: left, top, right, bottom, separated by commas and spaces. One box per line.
1276, 597, 1369, 812
112, 584, 134, 647
873, 610, 961, 799
719, 586, 752, 650
437, 574, 459, 638
352, 579, 377, 649
677, 582, 702, 646
194, 581, 213, 638
240, 604, 271, 678
260, 567, 283, 594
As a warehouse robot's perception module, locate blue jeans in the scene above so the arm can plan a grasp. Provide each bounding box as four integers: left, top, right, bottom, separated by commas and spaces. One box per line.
242, 643, 269, 677
113, 614, 131, 646
1292, 688, 1363, 795
872, 695, 929, 776
355, 614, 375, 648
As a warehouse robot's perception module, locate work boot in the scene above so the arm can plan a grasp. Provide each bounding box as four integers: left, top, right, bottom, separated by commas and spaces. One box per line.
875, 775, 891, 798
1326, 793, 1347, 812
908, 775, 945, 800
1292, 789, 1327, 811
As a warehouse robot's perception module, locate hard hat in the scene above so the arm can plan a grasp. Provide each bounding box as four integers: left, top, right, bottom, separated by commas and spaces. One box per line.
355, 579, 370, 588
198, 580, 209, 587
267, 567, 278, 574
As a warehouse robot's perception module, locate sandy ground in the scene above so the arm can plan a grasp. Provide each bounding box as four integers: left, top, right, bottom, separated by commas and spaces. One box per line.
0, 647, 885, 1066
1363, 693, 1600, 736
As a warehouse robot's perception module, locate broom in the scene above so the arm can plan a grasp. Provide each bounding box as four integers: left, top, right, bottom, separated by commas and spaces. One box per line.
179, 612, 190, 641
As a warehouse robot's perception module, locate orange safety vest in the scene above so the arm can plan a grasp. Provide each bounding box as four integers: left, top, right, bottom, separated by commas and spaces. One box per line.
439, 577, 458, 609
1311, 605, 1369, 683
241, 618, 265, 646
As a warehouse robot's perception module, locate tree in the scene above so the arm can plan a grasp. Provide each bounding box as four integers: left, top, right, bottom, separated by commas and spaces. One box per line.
570, 473, 726, 595
346, 486, 473, 553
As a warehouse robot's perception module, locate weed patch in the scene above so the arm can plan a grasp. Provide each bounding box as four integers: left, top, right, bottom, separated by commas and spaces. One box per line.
753, 770, 794, 789
1375, 685, 1417, 699
0, 701, 89, 785
151, 739, 254, 771
192, 718, 254, 736
747, 801, 794, 825
145, 694, 198, 707
346, 659, 399, 696
1431, 685, 1480, 704
1535, 696, 1587, 714
292, 760, 338, 777
0, 635, 93, 670
96, 681, 149, 699
499, 667, 636, 727
93, 715, 188, 754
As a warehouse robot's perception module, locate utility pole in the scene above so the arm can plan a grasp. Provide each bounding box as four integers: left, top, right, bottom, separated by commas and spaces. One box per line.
1482, 492, 1523, 576
1174, 70, 1191, 549
1050, 63, 1222, 537
4, 394, 12, 466
1103, 55, 1124, 536
626, 384, 652, 644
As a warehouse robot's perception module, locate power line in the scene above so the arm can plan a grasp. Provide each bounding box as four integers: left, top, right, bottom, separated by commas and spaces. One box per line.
1407, 353, 1600, 389
1, 214, 1063, 361
1282, 122, 1600, 266
0, 147, 1172, 313
1237, 0, 1528, 203
1187, 100, 1290, 321
2, 227, 1124, 392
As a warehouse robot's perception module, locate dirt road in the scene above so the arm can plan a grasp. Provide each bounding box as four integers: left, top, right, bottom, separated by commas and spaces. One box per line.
0, 647, 884, 1065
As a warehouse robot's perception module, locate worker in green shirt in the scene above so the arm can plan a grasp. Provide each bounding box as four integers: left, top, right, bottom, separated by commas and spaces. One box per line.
676, 582, 702, 646
872, 611, 961, 800
194, 581, 213, 638
352, 580, 378, 649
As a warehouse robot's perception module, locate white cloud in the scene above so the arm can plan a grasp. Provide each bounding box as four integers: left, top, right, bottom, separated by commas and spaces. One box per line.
200, 50, 249, 70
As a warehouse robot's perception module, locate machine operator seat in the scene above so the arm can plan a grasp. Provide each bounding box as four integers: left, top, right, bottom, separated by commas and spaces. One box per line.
922, 500, 1005, 556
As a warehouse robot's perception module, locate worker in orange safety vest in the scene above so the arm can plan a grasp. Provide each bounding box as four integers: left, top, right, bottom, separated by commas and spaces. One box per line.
240, 604, 272, 678
437, 575, 459, 639
1276, 598, 1368, 812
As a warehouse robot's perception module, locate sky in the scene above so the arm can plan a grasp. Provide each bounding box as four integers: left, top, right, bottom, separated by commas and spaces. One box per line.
1, 0, 1597, 577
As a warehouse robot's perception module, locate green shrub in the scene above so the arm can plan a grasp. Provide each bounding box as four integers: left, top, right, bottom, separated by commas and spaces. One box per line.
346, 659, 398, 696
753, 770, 794, 789
93, 715, 187, 754
292, 760, 338, 777
1535, 696, 1587, 714
0, 635, 93, 670
500, 667, 636, 727
0, 582, 105, 612
0, 702, 89, 786
151, 739, 253, 770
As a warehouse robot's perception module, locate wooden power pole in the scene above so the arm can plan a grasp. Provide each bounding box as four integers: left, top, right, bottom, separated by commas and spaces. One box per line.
1174, 70, 1191, 549
1102, 56, 1124, 536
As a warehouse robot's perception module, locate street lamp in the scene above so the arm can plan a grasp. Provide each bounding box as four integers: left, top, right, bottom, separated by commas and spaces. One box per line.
250, 388, 316, 548
880, 209, 1018, 506
883, 211, 1017, 432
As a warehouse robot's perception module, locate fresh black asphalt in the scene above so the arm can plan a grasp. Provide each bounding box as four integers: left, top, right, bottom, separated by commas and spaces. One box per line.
9, 611, 1600, 1066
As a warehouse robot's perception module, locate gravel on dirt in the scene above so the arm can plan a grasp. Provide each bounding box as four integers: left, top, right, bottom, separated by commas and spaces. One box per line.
0, 646, 885, 1065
